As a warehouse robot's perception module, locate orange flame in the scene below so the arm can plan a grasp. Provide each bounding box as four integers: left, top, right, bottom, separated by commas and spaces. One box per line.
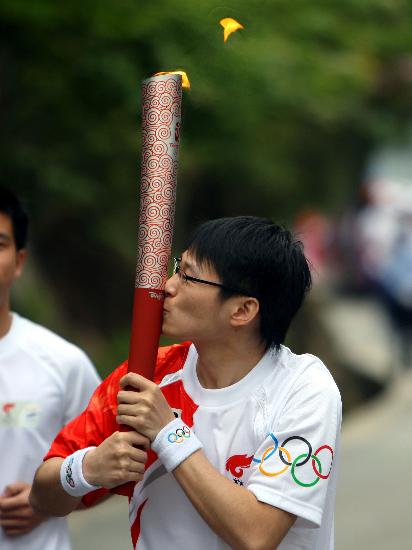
219, 18, 244, 42
154, 70, 190, 89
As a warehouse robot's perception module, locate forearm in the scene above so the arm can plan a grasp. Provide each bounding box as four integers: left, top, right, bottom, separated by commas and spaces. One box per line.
30, 458, 82, 517
173, 451, 295, 550
30, 431, 148, 517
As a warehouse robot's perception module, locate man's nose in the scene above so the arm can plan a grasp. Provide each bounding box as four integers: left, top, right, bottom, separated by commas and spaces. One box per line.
165, 272, 178, 297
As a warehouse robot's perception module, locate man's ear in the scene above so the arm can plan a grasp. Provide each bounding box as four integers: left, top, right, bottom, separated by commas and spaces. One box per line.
14, 249, 27, 280
230, 297, 260, 328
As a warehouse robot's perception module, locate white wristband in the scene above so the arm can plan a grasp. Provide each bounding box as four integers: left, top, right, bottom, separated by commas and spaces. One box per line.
151, 418, 203, 472
60, 447, 102, 497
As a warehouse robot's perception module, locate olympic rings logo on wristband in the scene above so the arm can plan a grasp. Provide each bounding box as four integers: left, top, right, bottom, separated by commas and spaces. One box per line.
167, 425, 191, 444
253, 433, 334, 487
65, 456, 75, 488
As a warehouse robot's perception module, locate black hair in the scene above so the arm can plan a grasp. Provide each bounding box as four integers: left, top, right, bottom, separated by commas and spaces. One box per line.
0, 187, 29, 250
186, 216, 312, 351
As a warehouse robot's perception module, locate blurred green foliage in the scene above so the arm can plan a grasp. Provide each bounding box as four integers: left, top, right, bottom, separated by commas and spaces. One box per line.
1, 0, 411, 374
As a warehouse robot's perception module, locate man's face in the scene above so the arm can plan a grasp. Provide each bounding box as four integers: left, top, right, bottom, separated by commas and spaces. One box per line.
0, 213, 26, 303
163, 250, 233, 343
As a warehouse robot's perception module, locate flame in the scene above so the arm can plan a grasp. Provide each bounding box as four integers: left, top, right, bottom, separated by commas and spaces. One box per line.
219, 18, 244, 42
154, 70, 190, 89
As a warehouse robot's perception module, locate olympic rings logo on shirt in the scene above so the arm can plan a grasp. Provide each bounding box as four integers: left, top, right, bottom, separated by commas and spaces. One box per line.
252, 433, 334, 487
167, 425, 191, 444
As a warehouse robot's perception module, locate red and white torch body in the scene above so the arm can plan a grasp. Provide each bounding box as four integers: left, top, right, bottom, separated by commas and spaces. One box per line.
128, 74, 183, 379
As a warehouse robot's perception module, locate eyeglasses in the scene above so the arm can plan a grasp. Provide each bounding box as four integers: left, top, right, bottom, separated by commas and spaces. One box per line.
173, 257, 249, 295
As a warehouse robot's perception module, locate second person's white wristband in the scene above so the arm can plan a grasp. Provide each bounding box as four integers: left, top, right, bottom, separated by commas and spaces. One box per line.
151, 418, 203, 472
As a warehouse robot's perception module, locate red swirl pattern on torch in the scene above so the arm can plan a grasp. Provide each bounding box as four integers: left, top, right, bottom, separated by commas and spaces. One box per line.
136, 74, 182, 289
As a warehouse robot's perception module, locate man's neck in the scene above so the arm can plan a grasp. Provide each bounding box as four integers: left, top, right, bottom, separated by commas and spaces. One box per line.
0, 298, 12, 339
194, 336, 266, 390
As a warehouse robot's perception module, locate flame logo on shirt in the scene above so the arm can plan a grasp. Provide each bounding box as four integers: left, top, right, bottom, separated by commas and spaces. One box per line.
226, 454, 253, 478
2, 403, 15, 414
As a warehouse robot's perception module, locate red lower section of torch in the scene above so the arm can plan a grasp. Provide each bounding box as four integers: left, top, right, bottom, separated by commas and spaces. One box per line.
112, 287, 165, 496
128, 287, 165, 378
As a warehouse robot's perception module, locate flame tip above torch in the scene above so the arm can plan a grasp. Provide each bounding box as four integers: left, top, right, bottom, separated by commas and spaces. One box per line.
153, 70, 191, 89
219, 17, 244, 43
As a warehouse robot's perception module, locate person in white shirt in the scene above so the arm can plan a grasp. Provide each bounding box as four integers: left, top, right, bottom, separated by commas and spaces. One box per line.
31, 216, 342, 550
0, 187, 100, 550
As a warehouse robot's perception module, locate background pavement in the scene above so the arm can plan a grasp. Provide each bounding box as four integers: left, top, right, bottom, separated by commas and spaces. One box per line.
335, 370, 412, 550
69, 495, 130, 550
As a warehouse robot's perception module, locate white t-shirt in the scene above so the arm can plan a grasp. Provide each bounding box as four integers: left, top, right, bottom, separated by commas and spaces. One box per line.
0, 313, 100, 550
129, 344, 342, 549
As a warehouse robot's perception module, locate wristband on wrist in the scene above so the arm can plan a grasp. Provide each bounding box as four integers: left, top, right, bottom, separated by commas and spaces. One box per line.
151, 418, 203, 472
60, 447, 102, 497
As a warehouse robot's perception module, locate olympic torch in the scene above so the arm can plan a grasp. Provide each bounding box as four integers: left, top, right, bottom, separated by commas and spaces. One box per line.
128, 72, 185, 379
112, 72, 185, 496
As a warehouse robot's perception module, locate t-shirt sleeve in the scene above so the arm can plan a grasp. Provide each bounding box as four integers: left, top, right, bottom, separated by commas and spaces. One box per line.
44, 363, 127, 505
45, 363, 126, 460
61, 349, 101, 425
246, 365, 342, 527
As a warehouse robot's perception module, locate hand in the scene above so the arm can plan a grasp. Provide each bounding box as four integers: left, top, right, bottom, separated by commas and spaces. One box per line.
0, 482, 43, 537
117, 373, 175, 441
83, 430, 149, 489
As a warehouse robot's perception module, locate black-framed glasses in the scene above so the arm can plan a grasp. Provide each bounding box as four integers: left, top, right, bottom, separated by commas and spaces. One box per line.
173, 257, 250, 296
